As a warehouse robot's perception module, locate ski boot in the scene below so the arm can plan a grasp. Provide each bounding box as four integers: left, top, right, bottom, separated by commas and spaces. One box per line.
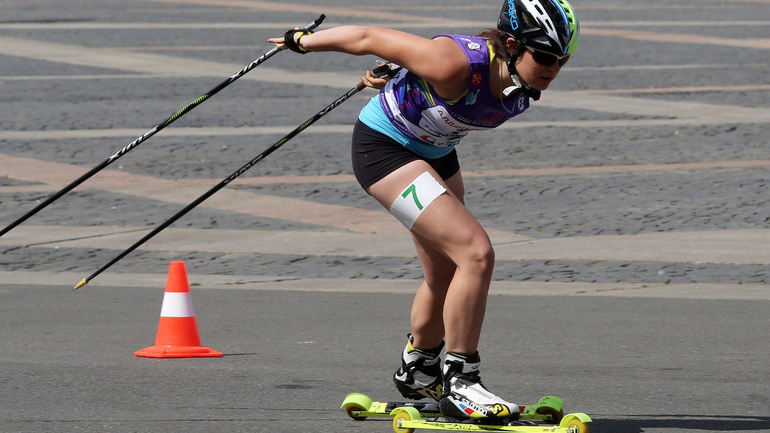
438, 352, 519, 424
393, 334, 444, 401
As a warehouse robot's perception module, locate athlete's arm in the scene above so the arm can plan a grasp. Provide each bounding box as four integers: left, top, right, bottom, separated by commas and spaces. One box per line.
270, 26, 470, 100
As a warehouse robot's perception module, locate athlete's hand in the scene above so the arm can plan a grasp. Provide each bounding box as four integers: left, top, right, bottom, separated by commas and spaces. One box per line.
268, 14, 324, 53
268, 26, 305, 52
362, 61, 394, 90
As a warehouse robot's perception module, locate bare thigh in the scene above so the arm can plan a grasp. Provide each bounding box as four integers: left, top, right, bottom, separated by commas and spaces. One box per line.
367, 160, 490, 279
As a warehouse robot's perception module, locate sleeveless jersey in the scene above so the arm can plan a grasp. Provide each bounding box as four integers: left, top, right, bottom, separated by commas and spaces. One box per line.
359, 34, 531, 158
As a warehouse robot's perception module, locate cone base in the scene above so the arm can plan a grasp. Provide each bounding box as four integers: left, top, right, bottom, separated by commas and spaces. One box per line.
134, 345, 223, 358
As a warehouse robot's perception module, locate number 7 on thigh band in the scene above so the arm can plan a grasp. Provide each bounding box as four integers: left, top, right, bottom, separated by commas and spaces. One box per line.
389, 171, 447, 230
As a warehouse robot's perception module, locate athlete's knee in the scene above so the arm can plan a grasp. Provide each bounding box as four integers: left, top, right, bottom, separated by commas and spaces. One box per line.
462, 235, 495, 277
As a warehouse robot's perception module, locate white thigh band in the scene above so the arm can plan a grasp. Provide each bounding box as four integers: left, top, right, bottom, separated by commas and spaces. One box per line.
389, 171, 447, 230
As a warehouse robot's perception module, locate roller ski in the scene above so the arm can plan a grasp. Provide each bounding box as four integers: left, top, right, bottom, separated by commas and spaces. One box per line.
391, 407, 591, 433
342, 393, 566, 423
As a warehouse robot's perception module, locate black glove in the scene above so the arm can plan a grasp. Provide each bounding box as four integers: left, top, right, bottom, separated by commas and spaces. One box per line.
283, 29, 313, 54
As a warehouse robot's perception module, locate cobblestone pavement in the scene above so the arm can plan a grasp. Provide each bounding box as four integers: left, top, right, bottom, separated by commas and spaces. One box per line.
0, 1, 768, 432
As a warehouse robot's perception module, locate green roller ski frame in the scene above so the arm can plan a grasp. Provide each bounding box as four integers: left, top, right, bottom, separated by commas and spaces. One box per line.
341, 393, 571, 424
391, 407, 592, 433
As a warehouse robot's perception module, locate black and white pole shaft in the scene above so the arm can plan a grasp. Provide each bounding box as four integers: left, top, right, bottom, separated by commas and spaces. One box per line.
74, 64, 399, 290
0, 15, 325, 238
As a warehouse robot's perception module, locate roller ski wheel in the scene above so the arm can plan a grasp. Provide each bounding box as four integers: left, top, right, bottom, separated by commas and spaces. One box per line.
392, 407, 420, 433
521, 395, 564, 423
342, 393, 374, 420
561, 414, 591, 433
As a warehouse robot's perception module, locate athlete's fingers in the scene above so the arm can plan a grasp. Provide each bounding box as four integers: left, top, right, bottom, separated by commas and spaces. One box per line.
363, 63, 392, 90
267, 26, 302, 49
267, 36, 287, 49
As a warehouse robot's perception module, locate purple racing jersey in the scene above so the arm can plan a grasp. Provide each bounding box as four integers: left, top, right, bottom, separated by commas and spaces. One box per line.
359, 34, 531, 158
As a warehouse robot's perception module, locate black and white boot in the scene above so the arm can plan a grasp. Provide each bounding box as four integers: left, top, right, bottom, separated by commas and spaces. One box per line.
438, 352, 519, 424
393, 334, 444, 401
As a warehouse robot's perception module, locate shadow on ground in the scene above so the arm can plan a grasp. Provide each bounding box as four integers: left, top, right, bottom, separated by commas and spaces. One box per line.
591, 414, 770, 432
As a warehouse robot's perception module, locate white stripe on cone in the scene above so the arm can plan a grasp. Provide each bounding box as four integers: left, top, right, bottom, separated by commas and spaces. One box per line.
159, 292, 195, 318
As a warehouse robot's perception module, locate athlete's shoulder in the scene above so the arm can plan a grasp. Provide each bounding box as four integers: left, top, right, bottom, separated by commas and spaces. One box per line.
433, 34, 490, 63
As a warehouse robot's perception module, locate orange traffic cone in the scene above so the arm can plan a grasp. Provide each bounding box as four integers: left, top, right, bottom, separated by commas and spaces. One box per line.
135, 261, 222, 358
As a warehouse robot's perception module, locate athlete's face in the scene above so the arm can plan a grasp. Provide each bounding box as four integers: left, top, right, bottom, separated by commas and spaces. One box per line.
514, 48, 566, 91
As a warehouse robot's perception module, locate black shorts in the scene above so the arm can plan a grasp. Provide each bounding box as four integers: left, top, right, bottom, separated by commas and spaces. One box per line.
351, 120, 460, 190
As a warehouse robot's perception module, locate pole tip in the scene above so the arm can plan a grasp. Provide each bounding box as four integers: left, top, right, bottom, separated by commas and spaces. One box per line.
73, 278, 88, 291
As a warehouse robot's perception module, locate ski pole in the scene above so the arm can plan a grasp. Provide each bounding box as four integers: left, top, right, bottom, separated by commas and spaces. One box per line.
0, 14, 326, 239
73, 63, 401, 290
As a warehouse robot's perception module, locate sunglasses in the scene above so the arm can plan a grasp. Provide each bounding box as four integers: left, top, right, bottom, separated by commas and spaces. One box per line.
528, 48, 570, 67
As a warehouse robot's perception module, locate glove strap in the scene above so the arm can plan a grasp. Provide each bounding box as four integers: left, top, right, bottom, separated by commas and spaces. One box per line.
283, 30, 312, 54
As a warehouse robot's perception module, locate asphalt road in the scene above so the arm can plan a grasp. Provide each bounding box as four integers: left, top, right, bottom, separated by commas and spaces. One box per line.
1, 0, 768, 432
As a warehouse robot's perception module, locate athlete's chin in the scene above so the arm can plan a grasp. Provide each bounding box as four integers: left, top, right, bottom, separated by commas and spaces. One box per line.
533, 77, 555, 91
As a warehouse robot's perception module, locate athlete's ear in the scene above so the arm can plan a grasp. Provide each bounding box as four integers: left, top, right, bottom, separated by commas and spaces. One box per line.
505, 38, 518, 55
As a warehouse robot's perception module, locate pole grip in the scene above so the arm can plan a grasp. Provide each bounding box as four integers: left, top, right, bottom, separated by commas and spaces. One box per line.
303, 14, 326, 32
372, 63, 402, 78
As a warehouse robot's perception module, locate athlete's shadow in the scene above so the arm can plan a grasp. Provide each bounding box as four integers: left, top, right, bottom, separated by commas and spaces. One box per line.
591, 414, 770, 432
